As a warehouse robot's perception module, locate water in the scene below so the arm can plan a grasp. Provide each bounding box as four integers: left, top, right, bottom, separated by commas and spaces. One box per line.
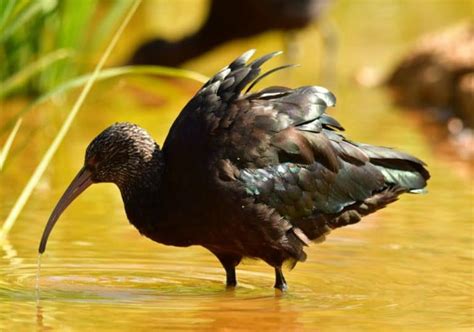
35, 255, 40, 291
1, 1, 473, 330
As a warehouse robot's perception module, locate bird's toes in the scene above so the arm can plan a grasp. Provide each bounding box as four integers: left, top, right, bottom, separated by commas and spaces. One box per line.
274, 282, 288, 292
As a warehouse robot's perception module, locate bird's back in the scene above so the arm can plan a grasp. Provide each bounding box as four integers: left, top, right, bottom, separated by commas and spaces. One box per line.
160, 50, 430, 265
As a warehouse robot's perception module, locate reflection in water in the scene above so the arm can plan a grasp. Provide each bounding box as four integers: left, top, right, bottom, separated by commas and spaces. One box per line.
203, 293, 304, 331
0, 237, 22, 268
35, 304, 53, 331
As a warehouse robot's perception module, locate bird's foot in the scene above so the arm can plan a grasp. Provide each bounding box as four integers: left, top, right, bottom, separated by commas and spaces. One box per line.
274, 281, 288, 292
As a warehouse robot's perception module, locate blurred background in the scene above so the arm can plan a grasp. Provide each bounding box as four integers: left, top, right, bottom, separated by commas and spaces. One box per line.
1, 0, 473, 331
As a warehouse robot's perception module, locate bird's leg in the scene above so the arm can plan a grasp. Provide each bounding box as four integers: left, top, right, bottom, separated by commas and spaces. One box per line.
274, 267, 288, 291
213, 253, 242, 288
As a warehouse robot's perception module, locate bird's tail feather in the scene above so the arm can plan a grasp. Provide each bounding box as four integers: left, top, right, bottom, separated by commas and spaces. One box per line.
360, 144, 430, 193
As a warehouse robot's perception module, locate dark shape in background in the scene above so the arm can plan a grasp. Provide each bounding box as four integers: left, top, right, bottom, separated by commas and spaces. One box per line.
130, 0, 332, 67
387, 22, 473, 129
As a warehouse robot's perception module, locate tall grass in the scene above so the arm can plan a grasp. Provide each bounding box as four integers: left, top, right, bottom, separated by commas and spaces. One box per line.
1, 0, 144, 239
1, 65, 208, 135
0, 0, 130, 98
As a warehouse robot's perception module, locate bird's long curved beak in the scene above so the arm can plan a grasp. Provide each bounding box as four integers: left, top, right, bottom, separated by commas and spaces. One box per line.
39, 167, 93, 253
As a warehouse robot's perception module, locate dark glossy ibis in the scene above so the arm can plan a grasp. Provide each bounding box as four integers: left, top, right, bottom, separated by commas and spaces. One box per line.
40, 50, 430, 290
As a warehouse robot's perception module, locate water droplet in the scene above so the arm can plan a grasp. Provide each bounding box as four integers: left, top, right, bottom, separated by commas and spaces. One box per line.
36, 254, 42, 291
35, 253, 42, 305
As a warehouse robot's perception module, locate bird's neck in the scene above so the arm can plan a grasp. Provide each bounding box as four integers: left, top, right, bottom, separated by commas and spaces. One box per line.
118, 149, 167, 238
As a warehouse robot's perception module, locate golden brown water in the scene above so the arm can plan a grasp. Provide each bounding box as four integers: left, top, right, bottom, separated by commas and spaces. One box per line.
1, 1, 473, 330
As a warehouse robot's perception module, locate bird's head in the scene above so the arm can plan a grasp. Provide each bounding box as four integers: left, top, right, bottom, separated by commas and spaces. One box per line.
85, 122, 157, 184
39, 122, 160, 253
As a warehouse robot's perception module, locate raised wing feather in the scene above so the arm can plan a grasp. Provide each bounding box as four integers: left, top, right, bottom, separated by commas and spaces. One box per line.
163, 51, 429, 244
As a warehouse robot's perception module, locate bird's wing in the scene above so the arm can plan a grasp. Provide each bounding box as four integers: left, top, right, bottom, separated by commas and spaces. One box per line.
216, 86, 389, 218
163, 50, 429, 237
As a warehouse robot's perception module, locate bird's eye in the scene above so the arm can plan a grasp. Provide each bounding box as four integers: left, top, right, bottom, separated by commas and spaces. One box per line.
87, 154, 101, 170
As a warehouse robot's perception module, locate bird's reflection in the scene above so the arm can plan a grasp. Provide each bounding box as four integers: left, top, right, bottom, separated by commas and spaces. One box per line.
197, 290, 303, 331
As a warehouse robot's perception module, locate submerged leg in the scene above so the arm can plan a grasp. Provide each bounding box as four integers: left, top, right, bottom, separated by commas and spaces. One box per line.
274, 267, 288, 291
213, 252, 242, 288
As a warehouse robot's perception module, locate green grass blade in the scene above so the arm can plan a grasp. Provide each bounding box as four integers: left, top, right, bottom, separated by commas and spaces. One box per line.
40, 0, 97, 90
37, 66, 208, 104
0, 0, 142, 239
0, 118, 22, 171
0, 1, 43, 43
1, 65, 207, 135
88, 1, 131, 51
0, 49, 73, 98
0, 0, 17, 32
